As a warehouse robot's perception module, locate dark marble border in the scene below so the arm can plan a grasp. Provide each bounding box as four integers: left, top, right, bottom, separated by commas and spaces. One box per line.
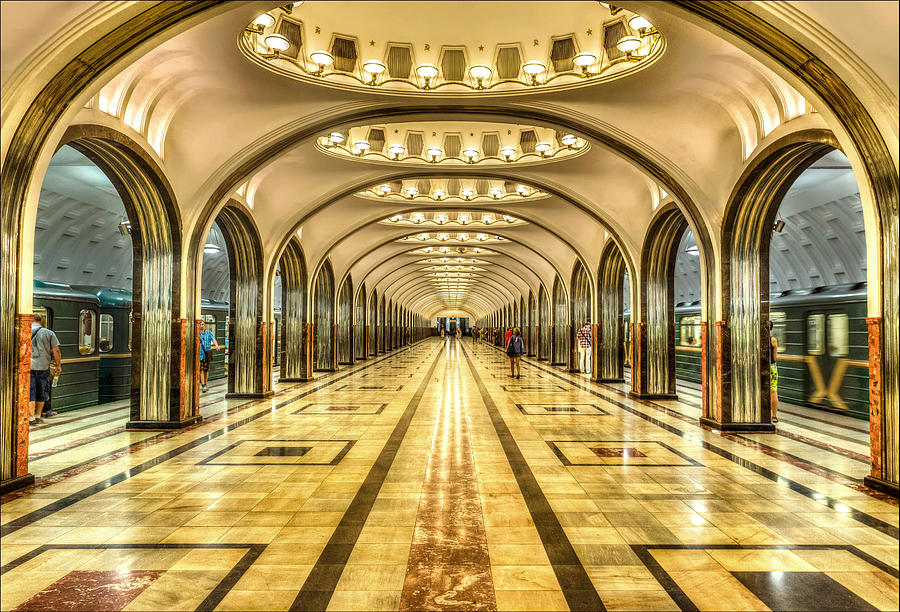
632, 543, 899, 612
0, 344, 422, 534
516, 403, 611, 416
0, 543, 265, 612
334, 384, 403, 391
291, 402, 388, 415
547, 439, 703, 467
197, 439, 356, 466
290, 344, 444, 611
461, 344, 606, 612
501, 384, 567, 392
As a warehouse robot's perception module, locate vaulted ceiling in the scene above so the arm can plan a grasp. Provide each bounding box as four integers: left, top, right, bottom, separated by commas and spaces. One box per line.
7, 1, 895, 321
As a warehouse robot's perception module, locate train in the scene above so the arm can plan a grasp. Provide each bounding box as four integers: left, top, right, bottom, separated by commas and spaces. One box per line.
628, 282, 869, 420
31, 281, 282, 414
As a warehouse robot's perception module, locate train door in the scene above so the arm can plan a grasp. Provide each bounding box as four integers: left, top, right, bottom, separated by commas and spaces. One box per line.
804, 310, 850, 410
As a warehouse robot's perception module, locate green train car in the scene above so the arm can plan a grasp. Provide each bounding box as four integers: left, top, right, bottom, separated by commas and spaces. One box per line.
33, 281, 101, 412
673, 283, 869, 420
75, 286, 133, 403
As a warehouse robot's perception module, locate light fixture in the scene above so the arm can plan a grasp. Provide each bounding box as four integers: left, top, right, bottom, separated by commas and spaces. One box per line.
481, 214, 495, 224
435, 212, 448, 223
462, 148, 478, 163
426, 146, 443, 162
488, 187, 502, 199
460, 188, 474, 200
439, 246, 450, 254
573, 52, 597, 75
411, 213, 425, 223
416, 63, 439, 88
405, 186, 418, 198
560, 134, 578, 147
628, 14, 652, 31
469, 64, 492, 89
522, 61, 546, 85
378, 184, 392, 195
437, 233, 449, 241
309, 50, 334, 74
263, 33, 291, 56
458, 214, 470, 224
328, 131, 344, 144
389, 143, 406, 159
773, 219, 786, 233
476, 233, 488, 241
389, 214, 403, 222
685, 244, 699, 256
118, 216, 131, 235
515, 184, 529, 195
499, 146, 516, 161
417, 233, 430, 241
204, 243, 222, 254
616, 35, 641, 53
423, 247, 434, 253
457, 233, 469, 241
354, 140, 370, 154
249, 12, 276, 33
535, 141, 553, 156
503, 215, 515, 223
433, 189, 446, 201
362, 59, 386, 84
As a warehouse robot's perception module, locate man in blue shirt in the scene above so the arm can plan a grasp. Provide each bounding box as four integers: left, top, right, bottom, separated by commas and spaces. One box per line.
198, 319, 221, 392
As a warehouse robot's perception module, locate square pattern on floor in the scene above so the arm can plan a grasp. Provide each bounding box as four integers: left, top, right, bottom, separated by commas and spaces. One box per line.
291, 403, 388, 415
198, 439, 356, 465
501, 384, 567, 392
334, 384, 403, 391
1, 544, 262, 612
640, 545, 898, 612
516, 403, 611, 416
547, 440, 702, 466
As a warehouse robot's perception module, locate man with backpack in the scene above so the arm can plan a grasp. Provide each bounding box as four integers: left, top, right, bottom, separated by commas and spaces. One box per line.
30, 313, 61, 425
506, 327, 525, 379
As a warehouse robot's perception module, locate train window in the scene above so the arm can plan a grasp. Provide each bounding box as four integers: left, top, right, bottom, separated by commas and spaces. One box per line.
33, 306, 50, 330
807, 314, 825, 355
99, 314, 114, 352
679, 316, 701, 347
828, 313, 849, 357
78, 309, 97, 355
771, 311, 787, 353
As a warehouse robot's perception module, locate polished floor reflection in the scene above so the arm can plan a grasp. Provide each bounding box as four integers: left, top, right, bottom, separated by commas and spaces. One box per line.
2, 338, 897, 611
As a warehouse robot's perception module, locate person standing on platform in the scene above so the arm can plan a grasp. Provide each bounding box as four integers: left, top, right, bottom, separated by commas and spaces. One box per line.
770, 320, 779, 423
198, 319, 221, 393
577, 321, 592, 375
504, 327, 512, 348
30, 313, 61, 425
507, 327, 525, 379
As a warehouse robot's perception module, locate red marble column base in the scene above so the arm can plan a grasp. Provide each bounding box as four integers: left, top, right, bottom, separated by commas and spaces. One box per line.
7, 314, 34, 489
866, 317, 884, 483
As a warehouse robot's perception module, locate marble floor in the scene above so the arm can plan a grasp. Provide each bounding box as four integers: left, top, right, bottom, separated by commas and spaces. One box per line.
1, 338, 897, 611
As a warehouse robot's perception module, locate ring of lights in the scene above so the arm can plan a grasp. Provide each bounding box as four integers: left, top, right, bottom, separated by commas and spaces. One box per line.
355, 186, 550, 203
316, 137, 589, 167
239, 3, 665, 98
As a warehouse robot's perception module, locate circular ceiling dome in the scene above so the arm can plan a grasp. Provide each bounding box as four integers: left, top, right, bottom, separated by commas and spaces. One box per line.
319, 121, 587, 166
240, 1, 664, 97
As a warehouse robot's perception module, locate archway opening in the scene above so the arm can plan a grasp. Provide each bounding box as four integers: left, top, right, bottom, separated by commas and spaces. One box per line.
313, 261, 336, 371
199, 221, 229, 390
551, 277, 568, 366
338, 277, 353, 364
